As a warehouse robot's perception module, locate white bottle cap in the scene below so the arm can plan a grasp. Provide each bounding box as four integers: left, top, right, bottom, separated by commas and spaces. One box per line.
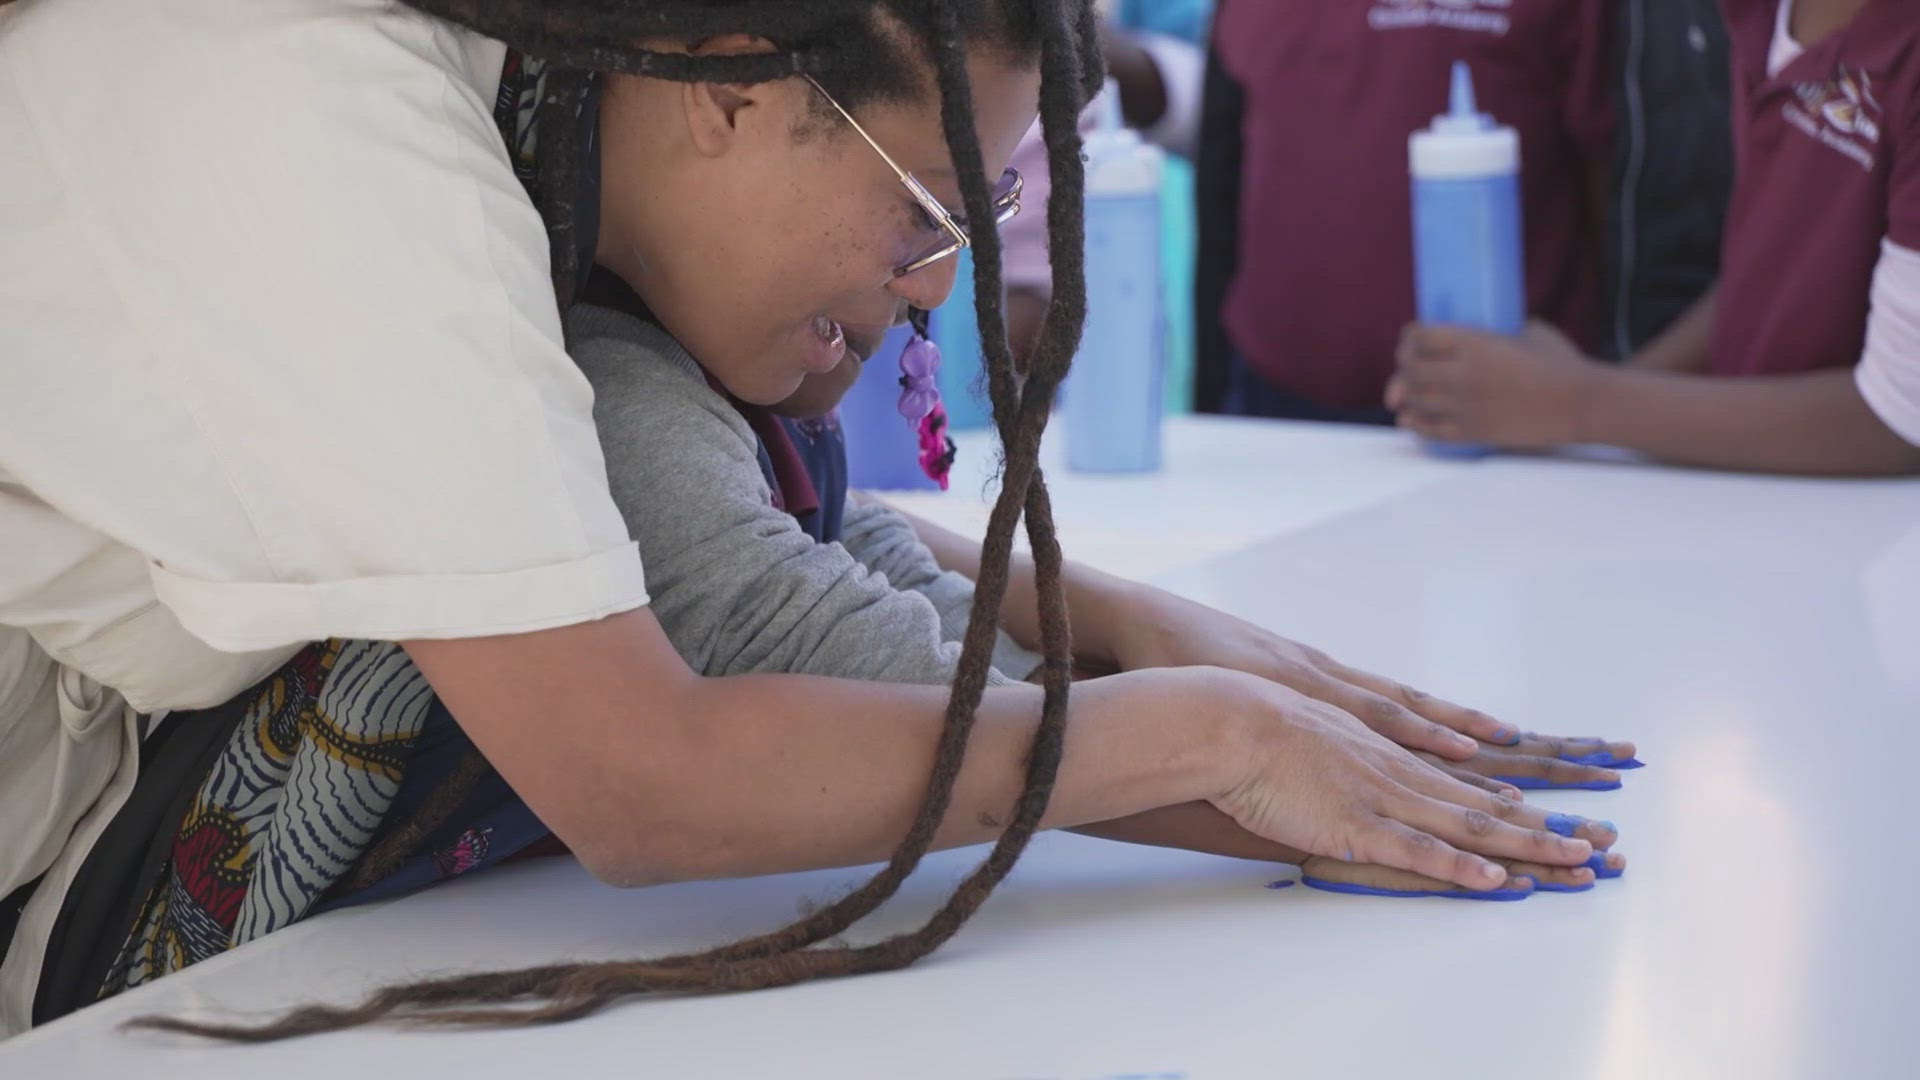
1409, 61, 1519, 180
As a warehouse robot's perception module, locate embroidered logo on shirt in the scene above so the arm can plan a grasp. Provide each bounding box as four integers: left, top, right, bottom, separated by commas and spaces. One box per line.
1784, 66, 1882, 171
1369, 0, 1512, 36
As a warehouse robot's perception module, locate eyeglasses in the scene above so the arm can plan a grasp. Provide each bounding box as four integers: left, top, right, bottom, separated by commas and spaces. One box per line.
803, 74, 1023, 278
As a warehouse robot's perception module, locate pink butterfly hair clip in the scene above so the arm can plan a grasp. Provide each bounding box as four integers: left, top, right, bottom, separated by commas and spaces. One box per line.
897, 334, 956, 489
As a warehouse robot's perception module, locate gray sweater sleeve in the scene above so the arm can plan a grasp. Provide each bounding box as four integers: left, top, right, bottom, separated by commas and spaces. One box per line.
567, 305, 1015, 687
839, 501, 1047, 682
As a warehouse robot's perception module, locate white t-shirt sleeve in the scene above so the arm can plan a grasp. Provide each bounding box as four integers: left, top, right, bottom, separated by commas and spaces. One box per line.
1856, 240, 1920, 448
0, 0, 646, 653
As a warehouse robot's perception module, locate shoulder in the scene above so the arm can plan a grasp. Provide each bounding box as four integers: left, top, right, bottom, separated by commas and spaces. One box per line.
2, 0, 505, 125
565, 305, 758, 455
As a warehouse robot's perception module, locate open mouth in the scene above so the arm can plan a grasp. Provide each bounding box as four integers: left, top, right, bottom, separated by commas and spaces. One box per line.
805, 316, 848, 374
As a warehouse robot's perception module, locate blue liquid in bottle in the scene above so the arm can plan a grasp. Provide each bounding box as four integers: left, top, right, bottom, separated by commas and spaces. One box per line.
1410, 62, 1526, 460
1065, 82, 1165, 474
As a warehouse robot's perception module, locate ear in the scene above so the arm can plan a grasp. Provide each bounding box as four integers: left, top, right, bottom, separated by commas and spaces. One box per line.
680, 33, 780, 158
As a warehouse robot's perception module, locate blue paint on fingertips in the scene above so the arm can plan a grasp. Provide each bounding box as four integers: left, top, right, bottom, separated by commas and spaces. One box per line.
1557, 751, 1646, 769
1494, 776, 1624, 792
1528, 876, 1596, 893
1495, 728, 1523, 746
1544, 813, 1585, 838
1586, 853, 1624, 879
1301, 876, 1532, 901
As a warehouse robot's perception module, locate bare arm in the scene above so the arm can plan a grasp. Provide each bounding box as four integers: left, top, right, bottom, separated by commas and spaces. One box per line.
1393, 315, 1920, 476
878, 503, 1143, 670
1624, 288, 1718, 373
404, 606, 1591, 895
1580, 364, 1920, 476
403, 609, 1227, 888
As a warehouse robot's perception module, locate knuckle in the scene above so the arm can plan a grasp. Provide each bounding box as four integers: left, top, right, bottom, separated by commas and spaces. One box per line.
1461, 809, 1497, 837
1450, 849, 1485, 880
1545, 759, 1583, 783
1488, 794, 1522, 819
1361, 696, 1411, 730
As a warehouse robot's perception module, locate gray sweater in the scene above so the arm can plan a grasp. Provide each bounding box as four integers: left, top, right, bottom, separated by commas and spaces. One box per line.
567, 304, 1043, 687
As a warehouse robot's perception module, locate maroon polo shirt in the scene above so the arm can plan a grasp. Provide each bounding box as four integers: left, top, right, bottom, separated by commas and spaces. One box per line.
1214, 0, 1612, 412
1710, 0, 1919, 377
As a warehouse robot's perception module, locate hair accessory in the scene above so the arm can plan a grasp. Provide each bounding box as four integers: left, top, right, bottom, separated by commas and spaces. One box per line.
898, 335, 943, 421
899, 332, 956, 489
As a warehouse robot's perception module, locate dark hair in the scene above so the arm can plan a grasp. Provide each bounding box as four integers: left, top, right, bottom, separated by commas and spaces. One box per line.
132, 0, 1100, 1039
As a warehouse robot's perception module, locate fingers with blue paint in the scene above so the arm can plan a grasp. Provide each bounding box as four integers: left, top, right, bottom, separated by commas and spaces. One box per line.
1506, 733, 1639, 768
1446, 752, 1622, 790
1544, 813, 1582, 837
1495, 853, 1604, 891
1538, 812, 1619, 850
1466, 747, 1623, 791
1558, 750, 1646, 769
1389, 781, 1596, 873
1294, 855, 1536, 900
1587, 851, 1626, 879
1302, 875, 1534, 901
1494, 773, 1622, 792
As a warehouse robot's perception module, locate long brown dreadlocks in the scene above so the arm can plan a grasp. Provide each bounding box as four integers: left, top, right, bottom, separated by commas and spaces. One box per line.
128, 0, 1103, 1040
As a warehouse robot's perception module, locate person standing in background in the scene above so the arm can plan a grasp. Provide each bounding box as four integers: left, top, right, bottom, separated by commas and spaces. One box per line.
1002, 0, 1212, 380
1194, 0, 1613, 424
1391, 0, 1920, 477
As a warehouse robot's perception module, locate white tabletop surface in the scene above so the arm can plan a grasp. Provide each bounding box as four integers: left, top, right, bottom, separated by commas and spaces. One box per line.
7, 419, 1919, 1080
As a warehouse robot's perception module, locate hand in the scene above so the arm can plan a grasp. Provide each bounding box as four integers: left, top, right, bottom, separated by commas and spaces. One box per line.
1387, 320, 1605, 449
1297, 848, 1626, 896
1106, 586, 1636, 776
1074, 799, 1624, 896
1206, 669, 1608, 891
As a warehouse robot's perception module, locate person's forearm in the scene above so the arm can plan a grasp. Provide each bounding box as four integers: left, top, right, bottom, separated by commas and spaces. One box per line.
1099, 24, 1169, 130
407, 614, 1237, 888
1579, 364, 1920, 475
883, 504, 1144, 666
638, 667, 1231, 883
1625, 289, 1718, 373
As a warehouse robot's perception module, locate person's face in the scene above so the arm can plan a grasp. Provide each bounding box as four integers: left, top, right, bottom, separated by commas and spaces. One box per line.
596, 38, 1041, 406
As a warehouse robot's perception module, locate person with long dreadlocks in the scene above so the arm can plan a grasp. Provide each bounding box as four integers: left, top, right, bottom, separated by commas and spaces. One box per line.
0, 0, 1629, 1036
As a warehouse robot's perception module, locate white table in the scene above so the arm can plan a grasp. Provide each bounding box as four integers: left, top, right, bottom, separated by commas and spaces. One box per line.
7, 419, 1919, 1080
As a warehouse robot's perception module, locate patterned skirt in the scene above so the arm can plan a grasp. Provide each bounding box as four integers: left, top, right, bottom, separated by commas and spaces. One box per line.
29, 640, 554, 1025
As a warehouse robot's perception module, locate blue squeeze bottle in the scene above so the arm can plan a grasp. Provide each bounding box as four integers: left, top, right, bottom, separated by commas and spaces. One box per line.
1409, 61, 1525, 460
1065, 80, 1165, 474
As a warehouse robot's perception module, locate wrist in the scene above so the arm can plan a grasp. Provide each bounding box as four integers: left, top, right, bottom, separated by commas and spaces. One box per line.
1045, 666, 1246, 828
1572, 360, 1624, 445
1167, 665, 1265, 801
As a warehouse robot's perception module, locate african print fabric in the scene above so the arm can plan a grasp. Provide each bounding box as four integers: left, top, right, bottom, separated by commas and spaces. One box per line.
99, 641, 432, 994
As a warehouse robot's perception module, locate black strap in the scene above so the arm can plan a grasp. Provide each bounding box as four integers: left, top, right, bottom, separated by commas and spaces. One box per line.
0, 875, 40, 970
30, 698, 250, 1026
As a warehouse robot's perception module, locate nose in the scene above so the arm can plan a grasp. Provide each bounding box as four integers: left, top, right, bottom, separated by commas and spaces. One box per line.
886, 253, 962, 312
